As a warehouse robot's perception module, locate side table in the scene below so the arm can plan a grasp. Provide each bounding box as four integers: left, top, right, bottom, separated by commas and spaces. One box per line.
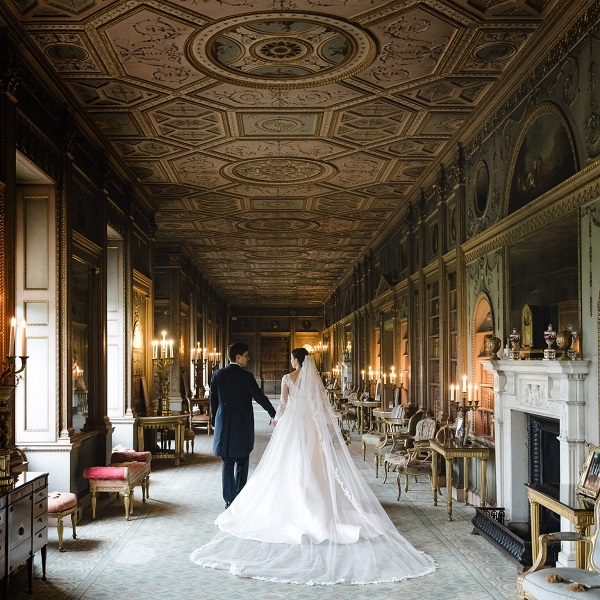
135, 415, 187, 465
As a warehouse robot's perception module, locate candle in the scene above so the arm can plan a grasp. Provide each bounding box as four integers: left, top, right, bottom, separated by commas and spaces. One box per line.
400, 372, 403, 385
474, 384, 479, 405
450, 384, 454, 403
383, 373, 387, 384
462, 374, 467, 392
169, 340, 173, 358
203, 347, 207, 360
152, 340, 158, 359
21, 319, 27, 356
468, 384, 472, 405
9, 317, 16, 357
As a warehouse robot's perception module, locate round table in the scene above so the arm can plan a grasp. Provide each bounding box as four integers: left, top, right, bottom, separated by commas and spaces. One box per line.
352, 400, 381, 433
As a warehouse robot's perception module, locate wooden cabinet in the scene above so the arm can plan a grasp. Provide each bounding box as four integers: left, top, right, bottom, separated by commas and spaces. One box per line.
2, 472, 48, 599
260, 337, 289, 395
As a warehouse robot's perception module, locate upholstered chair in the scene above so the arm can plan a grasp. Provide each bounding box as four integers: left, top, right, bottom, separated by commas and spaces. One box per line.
381, 409, 424, 482
362, 404, 404, 477
518, 494, 600, 599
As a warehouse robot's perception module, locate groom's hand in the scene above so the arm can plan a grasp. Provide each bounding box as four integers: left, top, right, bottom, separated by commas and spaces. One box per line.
269, 418, 277, 426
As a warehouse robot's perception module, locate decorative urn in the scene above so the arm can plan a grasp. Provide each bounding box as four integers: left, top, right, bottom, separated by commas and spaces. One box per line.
508, 328, 521, 360
485, 336, 502, 360
543, 324, 557, 360
555, 329, 573, 360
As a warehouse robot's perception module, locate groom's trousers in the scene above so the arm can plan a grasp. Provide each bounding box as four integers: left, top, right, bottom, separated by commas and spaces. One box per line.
222, 456, 249, 503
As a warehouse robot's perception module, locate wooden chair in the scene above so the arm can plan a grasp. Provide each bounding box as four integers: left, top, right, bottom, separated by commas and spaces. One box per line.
181, 397, 196, 459
190, 397, 212, 435
518, 493, 600, 598
382, 409, 424, 482
392, 422, 449, 500
372, 404, 407, 477
362, 404, 404, 478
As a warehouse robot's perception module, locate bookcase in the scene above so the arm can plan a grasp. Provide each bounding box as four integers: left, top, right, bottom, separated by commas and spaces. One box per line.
427, 281, 440, 416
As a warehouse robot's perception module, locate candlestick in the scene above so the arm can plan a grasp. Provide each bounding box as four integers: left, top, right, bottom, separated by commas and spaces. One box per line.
8, 318, 15, 358
20, 320, 27, 357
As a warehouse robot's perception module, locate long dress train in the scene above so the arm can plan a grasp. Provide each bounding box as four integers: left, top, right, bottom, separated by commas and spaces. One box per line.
190, 356, 435, 585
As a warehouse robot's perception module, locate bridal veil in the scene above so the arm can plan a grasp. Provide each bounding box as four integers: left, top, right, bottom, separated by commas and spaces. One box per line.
190, 355, 435, 584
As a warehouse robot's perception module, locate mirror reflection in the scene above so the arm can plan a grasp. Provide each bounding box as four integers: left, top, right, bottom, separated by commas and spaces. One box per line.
72, 258, 90, 432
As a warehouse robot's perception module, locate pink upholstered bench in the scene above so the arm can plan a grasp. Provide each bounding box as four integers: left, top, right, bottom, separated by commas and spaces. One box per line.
83, 451, 151, 520
48, 491, 78, 551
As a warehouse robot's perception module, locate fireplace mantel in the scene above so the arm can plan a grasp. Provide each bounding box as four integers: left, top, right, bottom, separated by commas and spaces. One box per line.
482, 359, 590, 566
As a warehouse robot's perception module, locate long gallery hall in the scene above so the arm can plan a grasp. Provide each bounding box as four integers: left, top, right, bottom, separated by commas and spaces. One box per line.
0, 1, 600, 599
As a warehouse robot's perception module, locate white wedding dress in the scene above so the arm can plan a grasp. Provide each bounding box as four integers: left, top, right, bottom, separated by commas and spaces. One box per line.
190, 356, 435, 585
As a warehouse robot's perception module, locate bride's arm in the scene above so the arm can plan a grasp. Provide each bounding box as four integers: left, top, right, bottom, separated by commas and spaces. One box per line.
273, 378, 290, 423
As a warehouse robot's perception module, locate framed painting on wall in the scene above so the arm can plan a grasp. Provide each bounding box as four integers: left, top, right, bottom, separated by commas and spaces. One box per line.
577, 444, 600, 501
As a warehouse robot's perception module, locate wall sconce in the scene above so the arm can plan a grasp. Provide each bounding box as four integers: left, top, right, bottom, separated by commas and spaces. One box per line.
0, 316, 28, 490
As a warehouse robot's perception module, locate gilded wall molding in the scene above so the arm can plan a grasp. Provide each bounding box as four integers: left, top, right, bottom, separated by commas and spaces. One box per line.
465, 0, 600, 158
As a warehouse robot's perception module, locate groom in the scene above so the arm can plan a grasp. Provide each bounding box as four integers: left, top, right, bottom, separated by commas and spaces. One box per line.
210, 342, 276, 508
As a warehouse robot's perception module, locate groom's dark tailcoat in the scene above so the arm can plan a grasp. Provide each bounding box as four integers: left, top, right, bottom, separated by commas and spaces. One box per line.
210, 363, 276, 458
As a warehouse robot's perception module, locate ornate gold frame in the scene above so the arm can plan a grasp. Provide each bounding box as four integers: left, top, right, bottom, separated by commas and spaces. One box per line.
576, 443, 600, 501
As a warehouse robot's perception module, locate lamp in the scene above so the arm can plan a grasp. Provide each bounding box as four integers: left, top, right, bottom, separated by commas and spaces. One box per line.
152, 330, 174, 416
0, 317, 28, 490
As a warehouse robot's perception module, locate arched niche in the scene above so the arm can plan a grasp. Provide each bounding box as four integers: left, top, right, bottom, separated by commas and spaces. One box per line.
505, 103, 577, 216
471, 292, 495, 440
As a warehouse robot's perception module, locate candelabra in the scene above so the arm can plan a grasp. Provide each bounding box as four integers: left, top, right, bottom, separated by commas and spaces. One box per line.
152, 331, 174, 416
0, 355, 28, 490
191, 357, 206, 399
449, 376, 479, 445
153, 357, 174, 416
314, 341, 328, 375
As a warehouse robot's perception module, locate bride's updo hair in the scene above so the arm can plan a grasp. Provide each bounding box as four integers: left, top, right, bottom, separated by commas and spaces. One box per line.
291, 347, 309, 365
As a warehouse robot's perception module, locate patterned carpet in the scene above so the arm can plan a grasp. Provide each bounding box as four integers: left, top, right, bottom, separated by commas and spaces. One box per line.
10, 405, 520, 599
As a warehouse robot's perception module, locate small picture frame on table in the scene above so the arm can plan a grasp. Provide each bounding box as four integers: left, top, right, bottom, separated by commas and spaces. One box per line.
576, 444, 600, 501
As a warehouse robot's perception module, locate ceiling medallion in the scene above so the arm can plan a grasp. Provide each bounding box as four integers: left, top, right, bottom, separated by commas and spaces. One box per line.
187, 12, 376, 89
223, 158, 336, 184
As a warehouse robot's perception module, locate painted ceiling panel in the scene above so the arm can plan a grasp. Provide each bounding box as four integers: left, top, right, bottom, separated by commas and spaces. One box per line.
4, 0, 572, 305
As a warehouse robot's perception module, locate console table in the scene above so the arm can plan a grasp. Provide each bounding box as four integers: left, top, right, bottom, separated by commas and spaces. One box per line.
430, 439, 491, 521
135, 415, 186, 465
1, 471, 48, 599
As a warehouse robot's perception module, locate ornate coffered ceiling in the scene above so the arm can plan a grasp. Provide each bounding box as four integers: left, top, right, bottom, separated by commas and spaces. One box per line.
2, 0, 578, 306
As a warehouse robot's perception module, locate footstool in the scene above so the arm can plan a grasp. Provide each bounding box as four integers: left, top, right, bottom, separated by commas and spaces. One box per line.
47, 491, 78, 552
83, 451, 151, 520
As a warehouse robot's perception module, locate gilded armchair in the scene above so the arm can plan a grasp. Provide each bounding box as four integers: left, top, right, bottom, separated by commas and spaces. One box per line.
384, 416, 438, 499
381, 409, 424, 482
518, 493, 600, 599
362, 404, 404, 477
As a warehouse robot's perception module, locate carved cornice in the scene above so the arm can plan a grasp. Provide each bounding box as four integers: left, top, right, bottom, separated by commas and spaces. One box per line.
15, 113, 60, 182
465, 0, 600, 158
107, 200, 128, 237
0, 31, 21, 98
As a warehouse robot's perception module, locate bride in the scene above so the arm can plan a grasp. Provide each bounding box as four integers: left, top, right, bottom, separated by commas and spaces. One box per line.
190, 347, 435, 585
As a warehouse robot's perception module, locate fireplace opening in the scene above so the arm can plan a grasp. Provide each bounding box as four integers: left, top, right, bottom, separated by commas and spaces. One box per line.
528, 414, 561, 533
472, 413, 561, 567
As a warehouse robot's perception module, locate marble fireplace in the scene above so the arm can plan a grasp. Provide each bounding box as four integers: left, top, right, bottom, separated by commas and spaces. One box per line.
482, 359, 591, 566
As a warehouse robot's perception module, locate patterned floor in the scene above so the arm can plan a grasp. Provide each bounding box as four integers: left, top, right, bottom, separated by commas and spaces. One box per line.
10, 407, 520, 599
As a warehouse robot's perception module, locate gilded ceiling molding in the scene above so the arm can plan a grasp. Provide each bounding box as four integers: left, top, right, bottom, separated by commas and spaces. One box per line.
187, 12, 377, 89
465, 0, 599, 157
